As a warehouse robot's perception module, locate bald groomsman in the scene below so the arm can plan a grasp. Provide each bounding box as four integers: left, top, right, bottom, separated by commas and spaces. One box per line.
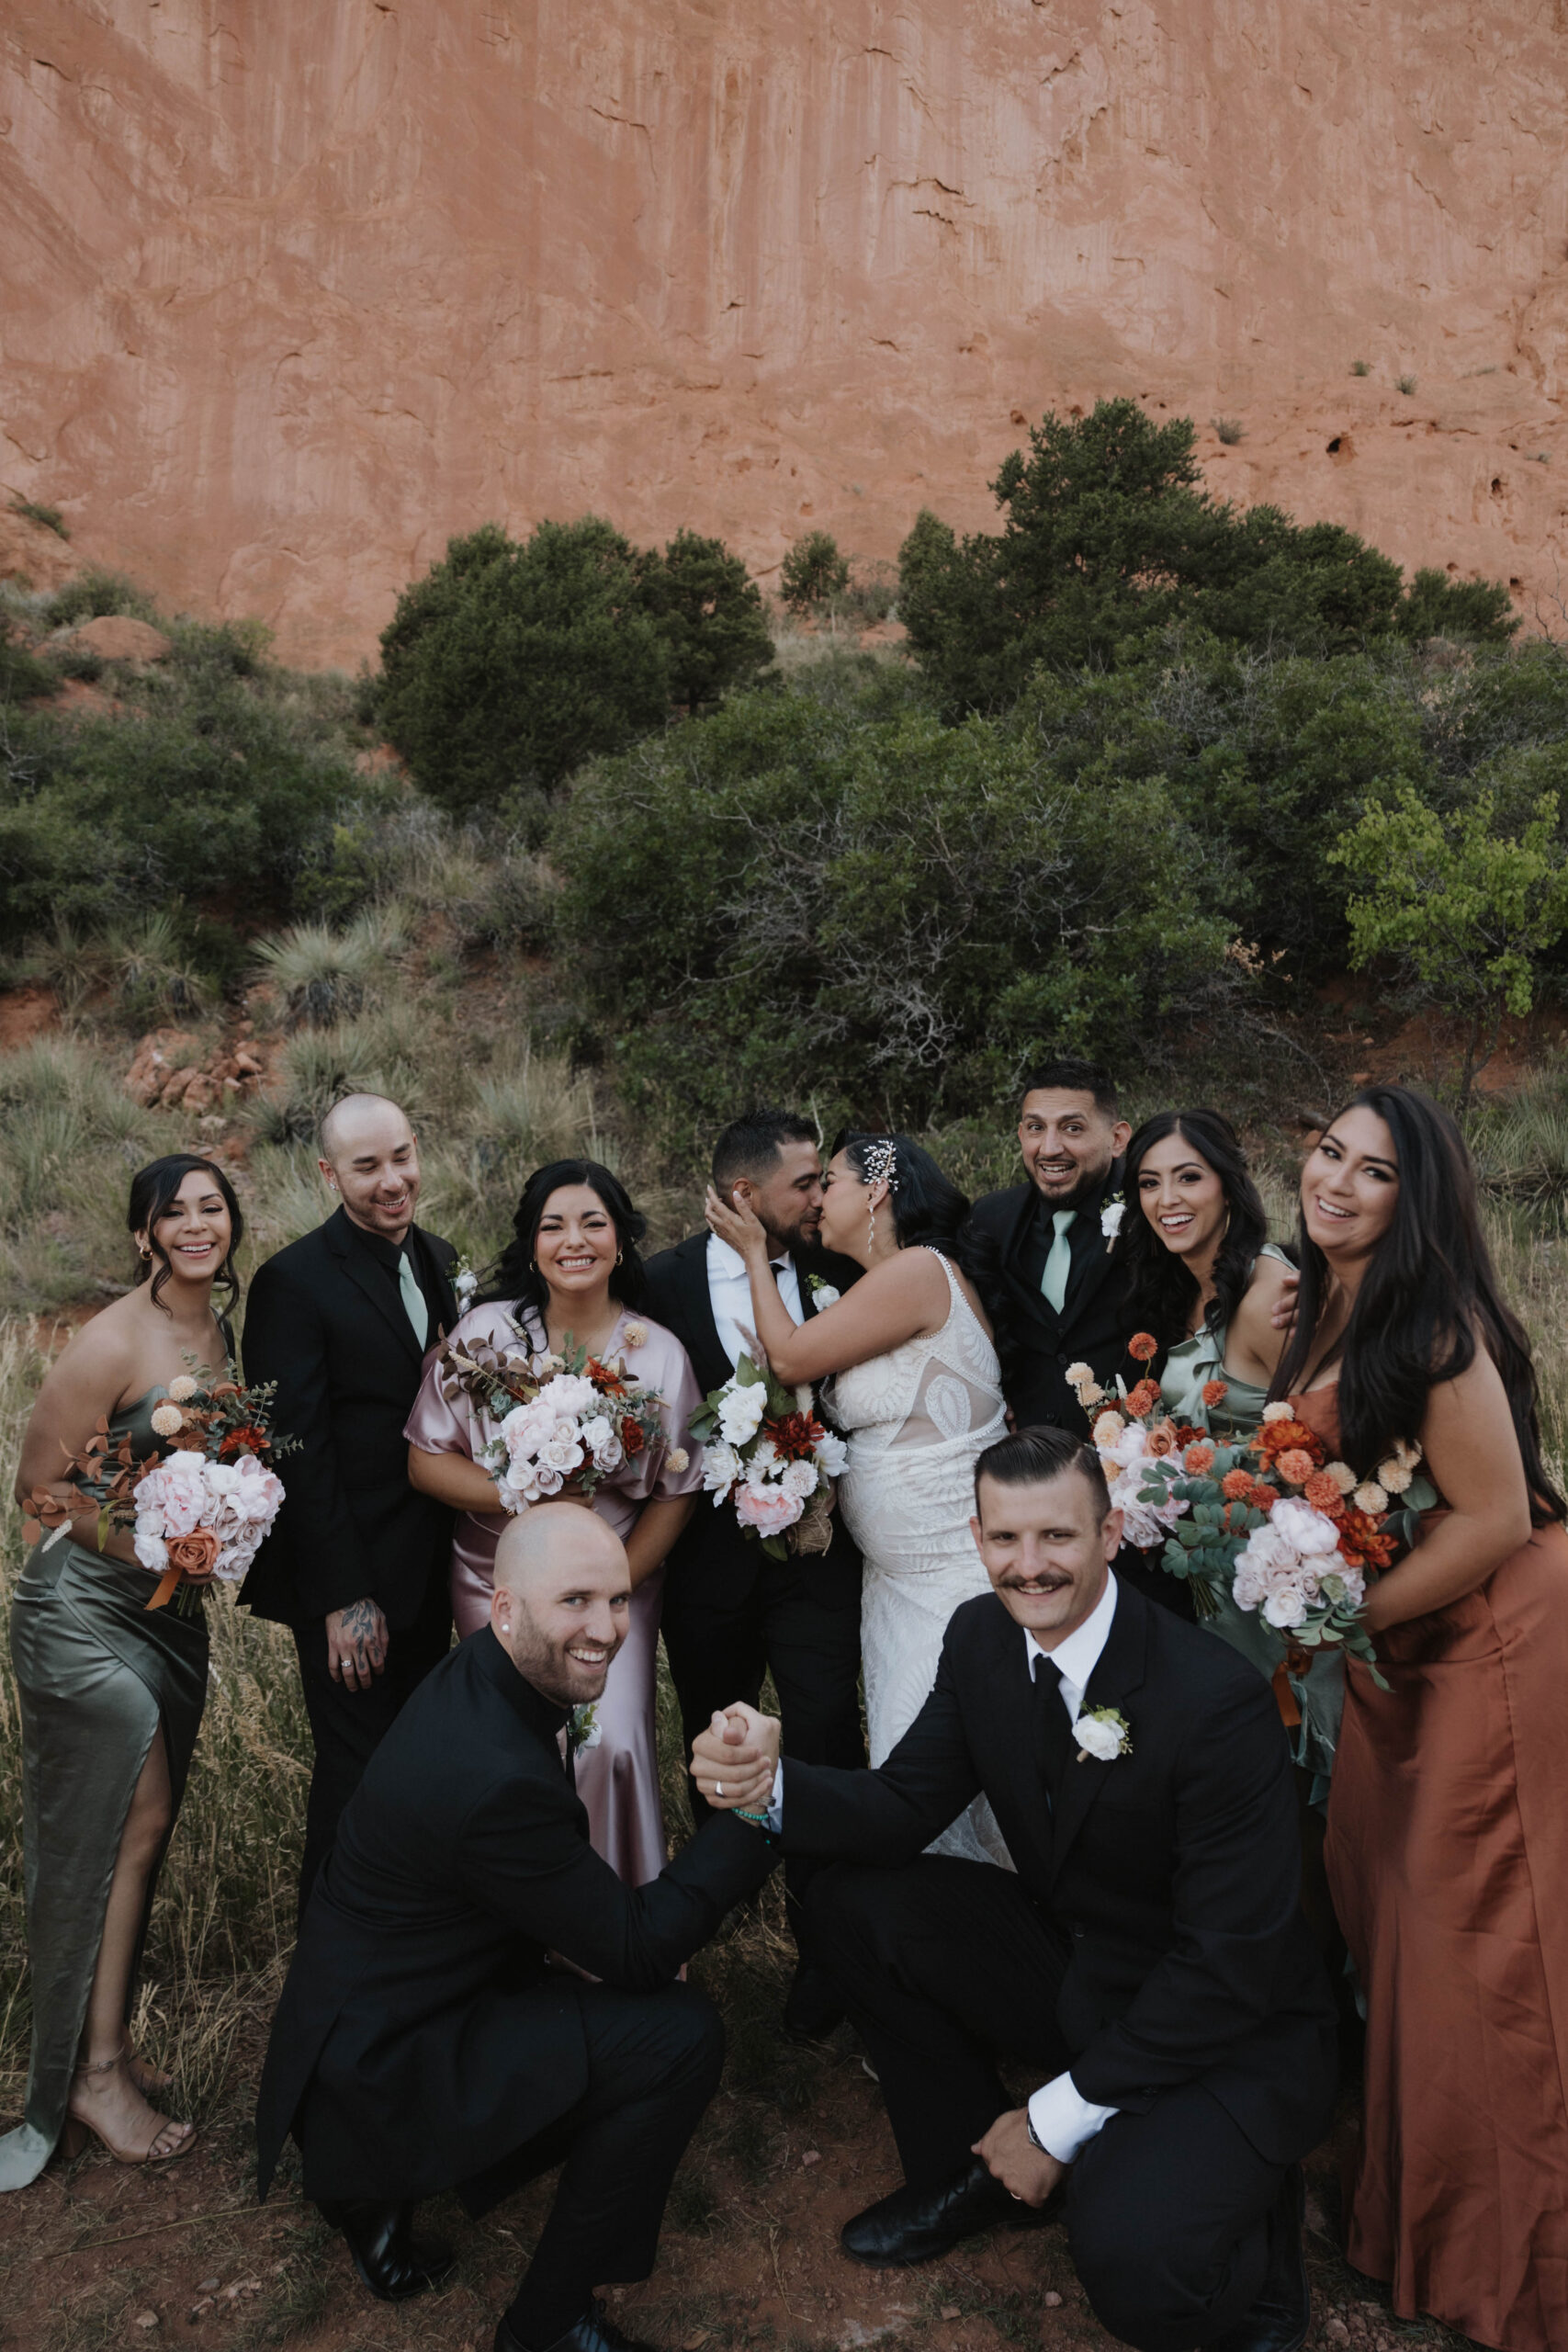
242, 1093, 458, 1915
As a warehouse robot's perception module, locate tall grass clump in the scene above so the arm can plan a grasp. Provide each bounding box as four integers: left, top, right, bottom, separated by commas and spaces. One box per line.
0, 1039, 164, 1315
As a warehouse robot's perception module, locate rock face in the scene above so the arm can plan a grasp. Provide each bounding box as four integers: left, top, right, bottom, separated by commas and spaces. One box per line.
4, 2, 1565, 667
53, 616, 174, 664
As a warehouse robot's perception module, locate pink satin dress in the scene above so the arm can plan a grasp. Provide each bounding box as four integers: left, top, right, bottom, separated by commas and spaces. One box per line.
405, 1302, 704, 1887
1296, 1388, 1568, 2352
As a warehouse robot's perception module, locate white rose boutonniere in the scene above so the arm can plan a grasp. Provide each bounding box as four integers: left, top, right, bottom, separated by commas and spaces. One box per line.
1100, 1196, 1126, 1244
451, 1254, 479, 1310
807, 1273, 840, 1309
1074, 1705, 1133, 1764
569, 1702, 603, 1752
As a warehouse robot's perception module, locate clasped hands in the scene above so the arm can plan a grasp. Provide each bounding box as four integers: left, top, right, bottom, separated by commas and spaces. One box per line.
689, 1702, 781, 1814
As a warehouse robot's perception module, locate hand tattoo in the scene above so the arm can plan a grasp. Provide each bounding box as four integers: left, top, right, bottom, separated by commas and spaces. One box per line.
342, 1598, 380, 1644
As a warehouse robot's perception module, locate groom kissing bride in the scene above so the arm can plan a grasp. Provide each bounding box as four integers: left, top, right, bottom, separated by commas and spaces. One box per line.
695, 1424, 1337, 2352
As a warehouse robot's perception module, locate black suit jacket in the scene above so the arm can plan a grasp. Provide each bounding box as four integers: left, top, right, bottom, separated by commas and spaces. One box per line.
642, 1231, 863, 1600
964, 1172, 1133, 1434
239, 1207, 457, 1630
784, 1581, 1337, 2165
255, 1627, 774, 2204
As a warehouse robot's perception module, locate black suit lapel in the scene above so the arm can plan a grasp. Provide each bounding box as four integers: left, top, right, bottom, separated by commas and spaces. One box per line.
325, 1208, 423, 1369
673, 1231, 729, 1396
1001, 1638, 1057, 1890
1056, 1156, 1127, 1339
1046, 1583, 1149, 1892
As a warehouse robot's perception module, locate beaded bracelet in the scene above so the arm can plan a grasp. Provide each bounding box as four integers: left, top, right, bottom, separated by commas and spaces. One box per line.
733, 1807, 773, 1828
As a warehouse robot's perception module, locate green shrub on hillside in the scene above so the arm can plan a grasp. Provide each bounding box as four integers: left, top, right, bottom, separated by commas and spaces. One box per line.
897, 401, 1517, 713
551, 661, 1235, 1150
780, 531, 851, 616
379, 518, 773, 808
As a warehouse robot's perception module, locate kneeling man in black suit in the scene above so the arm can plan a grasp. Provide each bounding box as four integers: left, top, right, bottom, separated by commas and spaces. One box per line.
694, 1428, 1336, 2352
256, 1504, 776, 2352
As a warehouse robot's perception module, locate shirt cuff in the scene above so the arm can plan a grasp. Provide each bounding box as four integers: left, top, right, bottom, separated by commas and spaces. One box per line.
1027, 2071, 1117, 2163
764, 1759, 784, 1834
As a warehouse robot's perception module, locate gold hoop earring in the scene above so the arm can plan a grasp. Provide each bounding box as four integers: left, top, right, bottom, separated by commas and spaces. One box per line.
140, 1246, 152, 1261
615, 1250, 624, 1267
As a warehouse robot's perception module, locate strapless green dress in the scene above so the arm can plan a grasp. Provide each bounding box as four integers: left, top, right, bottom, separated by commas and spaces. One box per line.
1158, 1248, 1345, 1781
0, 1388, 210, 2189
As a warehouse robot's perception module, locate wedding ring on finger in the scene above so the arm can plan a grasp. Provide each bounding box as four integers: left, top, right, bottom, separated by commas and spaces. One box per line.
716, 1781, 724, 1799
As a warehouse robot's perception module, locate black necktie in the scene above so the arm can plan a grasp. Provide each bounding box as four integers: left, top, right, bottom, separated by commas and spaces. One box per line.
1033, 1657, 1074, 1801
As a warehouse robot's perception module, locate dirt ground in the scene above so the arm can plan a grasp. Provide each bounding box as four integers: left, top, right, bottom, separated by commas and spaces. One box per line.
1, 1980, 1471, 2352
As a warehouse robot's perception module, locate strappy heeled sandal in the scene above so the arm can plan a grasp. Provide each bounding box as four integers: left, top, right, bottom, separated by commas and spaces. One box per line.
60, 2046, 197, 2165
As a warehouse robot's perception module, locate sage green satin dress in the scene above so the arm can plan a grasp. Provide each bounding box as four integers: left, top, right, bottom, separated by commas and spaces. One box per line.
1158, 1246, 1346, 1779
0, 1389, 209, 2189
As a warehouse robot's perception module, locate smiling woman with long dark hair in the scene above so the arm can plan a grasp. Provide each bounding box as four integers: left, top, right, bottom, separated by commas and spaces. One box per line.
3, 1154, 243, 2189
405, 1159, 705, 1887
1272, 1086, 1568, 2352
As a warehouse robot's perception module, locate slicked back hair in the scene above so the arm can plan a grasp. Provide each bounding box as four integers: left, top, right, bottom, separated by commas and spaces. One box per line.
711, 1107, 818, 1194
1019, 1057, 1119, 1118
973, 1424, 1111, 1521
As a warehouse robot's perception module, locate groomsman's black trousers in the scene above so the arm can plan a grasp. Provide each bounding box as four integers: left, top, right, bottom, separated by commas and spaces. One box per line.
661, 1545, 864, 1916
292, 1574, 453, 1921
809, 1857, 1289, 2352
462, 1982, 724, 2348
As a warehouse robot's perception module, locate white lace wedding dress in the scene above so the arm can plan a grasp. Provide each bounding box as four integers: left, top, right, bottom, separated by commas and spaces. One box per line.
828, 1250, 1013, 1870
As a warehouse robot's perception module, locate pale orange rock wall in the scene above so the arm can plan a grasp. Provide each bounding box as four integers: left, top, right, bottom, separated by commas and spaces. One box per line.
4, 0, 1566, 668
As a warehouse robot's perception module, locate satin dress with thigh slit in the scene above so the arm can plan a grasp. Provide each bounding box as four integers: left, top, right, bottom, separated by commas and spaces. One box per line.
0, 1390, 209, 2190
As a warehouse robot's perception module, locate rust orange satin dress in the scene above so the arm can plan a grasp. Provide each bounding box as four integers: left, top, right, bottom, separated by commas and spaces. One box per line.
1293, 1389, 1568, 2352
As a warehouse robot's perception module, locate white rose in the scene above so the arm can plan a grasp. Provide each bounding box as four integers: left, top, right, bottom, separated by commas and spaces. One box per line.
541, 1429, 585, 1474
1075, 1713, 1123, 1761
547, 1374, 597, 1419
581, 1415, 614, 1453
813, 1430, 848, 1478
133, 1529, 169, 1573
592, 1433, 625, 1473
533, 1464, 565, 1497
717, 1385, 767, 1445
1262, 1586, 1309, 1629
782, 1459, 818, 1499
810, 1283, 840, 1309
1269, 1498, 1341, 1556
1353, 1481, 1389, 1515
703, 1442, 741, 1496
1100, 1202, 1125, 1240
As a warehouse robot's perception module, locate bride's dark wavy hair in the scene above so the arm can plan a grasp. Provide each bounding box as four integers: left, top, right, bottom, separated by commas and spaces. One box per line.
128, 1154, 244, 1317
1115, 1110, 1273, 1347
1269, 1085, 1563, 1522
479, 1159, 649, 1325
829, 1132, 969, 1260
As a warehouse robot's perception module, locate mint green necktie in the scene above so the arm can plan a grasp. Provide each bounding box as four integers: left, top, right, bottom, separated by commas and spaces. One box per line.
1041, 1210, 1077, 1314
398, 1247, 430, 1347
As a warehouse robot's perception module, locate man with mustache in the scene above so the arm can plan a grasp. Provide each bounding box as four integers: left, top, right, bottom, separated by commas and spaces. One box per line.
963, 1057, 1133, 1436
694, 1427, 1336, 2352
242, 1092, 457, 1913
257, 1504, 774, 2352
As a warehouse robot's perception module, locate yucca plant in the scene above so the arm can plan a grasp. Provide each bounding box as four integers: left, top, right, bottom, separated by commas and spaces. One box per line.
251, 905, 408, 1027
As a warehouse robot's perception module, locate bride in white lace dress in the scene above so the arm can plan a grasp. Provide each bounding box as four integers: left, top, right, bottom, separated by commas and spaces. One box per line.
704, 1130, 1010, 1868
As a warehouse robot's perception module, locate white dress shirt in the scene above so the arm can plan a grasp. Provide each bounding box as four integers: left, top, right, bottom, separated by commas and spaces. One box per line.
1025, 1570, 1121, 2163
760, 1569, 1123, 2166
705, 1231, 803, 1373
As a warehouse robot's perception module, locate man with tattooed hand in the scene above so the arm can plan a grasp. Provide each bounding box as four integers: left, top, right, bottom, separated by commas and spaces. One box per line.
242, 1093, 458, 1917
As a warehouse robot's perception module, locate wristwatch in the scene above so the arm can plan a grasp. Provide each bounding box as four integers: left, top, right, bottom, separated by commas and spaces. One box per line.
1025, 2109, 1048, 2154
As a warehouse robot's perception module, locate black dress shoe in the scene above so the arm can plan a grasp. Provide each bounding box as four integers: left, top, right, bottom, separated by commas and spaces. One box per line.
317, 2199, 454, 2301
783, 1962, 846, 2043
1209, 2166, 1311, 2352
496, 2296, 659, 2352
840, 2157, 1055, 2267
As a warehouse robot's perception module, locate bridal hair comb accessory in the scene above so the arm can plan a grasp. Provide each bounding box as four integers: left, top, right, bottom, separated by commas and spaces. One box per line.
861, 1137, 898, 1193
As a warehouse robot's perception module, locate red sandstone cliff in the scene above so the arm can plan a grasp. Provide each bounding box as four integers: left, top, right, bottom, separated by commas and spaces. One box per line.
4, 1, 1566, 667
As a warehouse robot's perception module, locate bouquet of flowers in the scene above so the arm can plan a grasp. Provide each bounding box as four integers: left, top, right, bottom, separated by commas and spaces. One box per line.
690, 1354, 848, 1560
436, 1324, 675, 1511
1069, 1340, 1435, 1683
24, 1363, 292, 1612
